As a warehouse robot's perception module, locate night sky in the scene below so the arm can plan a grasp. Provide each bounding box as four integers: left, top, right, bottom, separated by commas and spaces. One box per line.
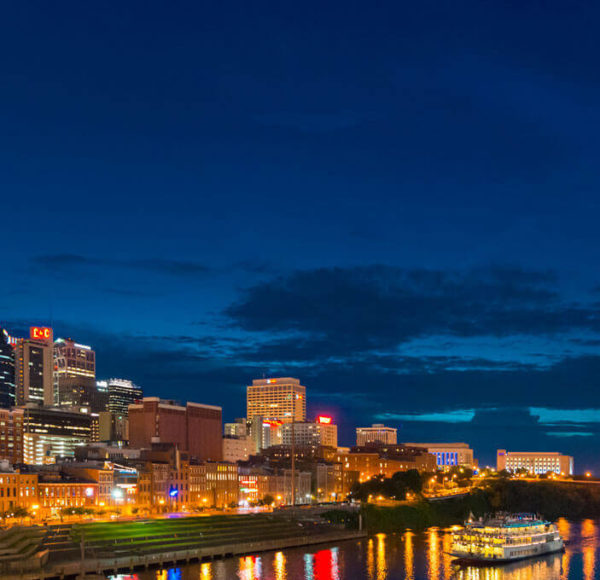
3, 2, 600, 470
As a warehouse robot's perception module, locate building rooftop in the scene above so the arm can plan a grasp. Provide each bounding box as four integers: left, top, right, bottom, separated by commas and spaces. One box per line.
251, 377, 301, 386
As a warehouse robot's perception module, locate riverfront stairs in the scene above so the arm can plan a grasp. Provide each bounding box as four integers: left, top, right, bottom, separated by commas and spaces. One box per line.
0, 526, 48, 574
68, 513, 336, 559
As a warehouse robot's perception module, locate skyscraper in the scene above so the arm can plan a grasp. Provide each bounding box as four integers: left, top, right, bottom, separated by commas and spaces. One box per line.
53, 338, 104, 410
106, 378, 142, 417
0, 329, 15, 408
14, 327, 54, 406
246, 377, 306, 423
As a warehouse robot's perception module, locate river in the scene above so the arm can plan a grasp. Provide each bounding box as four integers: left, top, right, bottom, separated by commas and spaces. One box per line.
107, 518, 600, 579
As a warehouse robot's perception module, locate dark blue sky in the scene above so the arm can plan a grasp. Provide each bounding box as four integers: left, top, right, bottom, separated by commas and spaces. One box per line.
3, 2, 600, 469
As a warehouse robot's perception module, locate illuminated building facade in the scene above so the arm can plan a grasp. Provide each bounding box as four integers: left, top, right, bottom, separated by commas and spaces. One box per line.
327, 447, 436, 483
98, 411, 128, 443
248, 417, 282, 453
196, 462, 239, 507
62, 464, 114, 506
0, 469, 38, 513
403, 442, 475, 469
0, 329, 15, 408
137, 462, 170, 508
106, 378, 142, 417
315, 463, 344, 501
14, 328, 54, 406
137, 460, 238, 509
224, 418, 248, 438
223, 436, 251, 462
356, 424, 397, 446
37, 475, 98, 511
22, 407, 92, 465
281, 417, 338, 448
237, 467, 312, 506
128, 398, 223, 461
54, 338, 105, 411
0, 409, 24, 463
497, 449, 574, 475
247, 377, 306, 423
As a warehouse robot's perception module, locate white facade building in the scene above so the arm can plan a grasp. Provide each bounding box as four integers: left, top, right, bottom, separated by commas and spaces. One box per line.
497, 450, 574, 475
356, 424, 397, 446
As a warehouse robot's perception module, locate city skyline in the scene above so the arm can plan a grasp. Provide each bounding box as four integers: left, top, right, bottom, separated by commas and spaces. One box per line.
3, 2, 600, 471
0, 322, 584, 473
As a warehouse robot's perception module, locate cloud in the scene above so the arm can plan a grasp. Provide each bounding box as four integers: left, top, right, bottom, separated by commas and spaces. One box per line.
530, 407, 600, 425
375, 410, 476, 423
225, 265, 597, 361
30, 254, 211, 277
547, 432, 594, 438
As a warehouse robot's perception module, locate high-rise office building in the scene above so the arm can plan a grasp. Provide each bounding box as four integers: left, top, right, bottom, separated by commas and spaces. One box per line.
14, 327, 54, 406
54, 338, 105, 411
22, 406, 92, 465
246, 377, 306, 423
106, 378, 142, 417
128, 397, 222, 461
0, 330, 15, 408
356, 424, 397, 446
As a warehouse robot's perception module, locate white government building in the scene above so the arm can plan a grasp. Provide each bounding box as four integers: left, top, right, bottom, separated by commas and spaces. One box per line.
496, 449, 574, 475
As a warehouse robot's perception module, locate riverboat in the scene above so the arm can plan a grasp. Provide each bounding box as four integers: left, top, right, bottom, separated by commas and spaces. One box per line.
449, 513, 564, 563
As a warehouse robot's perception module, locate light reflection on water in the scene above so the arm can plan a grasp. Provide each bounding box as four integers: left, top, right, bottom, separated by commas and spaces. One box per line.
108, 518, 600, 580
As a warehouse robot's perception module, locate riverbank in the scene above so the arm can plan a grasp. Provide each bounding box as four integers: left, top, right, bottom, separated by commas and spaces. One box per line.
2, 513, 366, 579
362, 489, 490, 532
17, 529, 365, 579
361, 479, 600, 532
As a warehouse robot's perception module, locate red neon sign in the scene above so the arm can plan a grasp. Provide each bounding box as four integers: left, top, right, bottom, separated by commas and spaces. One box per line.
30, 327, 53, 341
317, 416, 332, 424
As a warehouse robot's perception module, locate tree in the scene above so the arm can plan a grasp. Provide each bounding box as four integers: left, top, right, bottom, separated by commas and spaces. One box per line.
262, 494, 275, 506
392, 470, 423, 494
12, 507, 29, 523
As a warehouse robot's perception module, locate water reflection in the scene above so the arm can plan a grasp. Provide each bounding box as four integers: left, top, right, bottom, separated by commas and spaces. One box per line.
580, 519, 597, 580
108, 520, 600, 580
404, 530, 414, 580
428, 527, 440, 580
366, 537, 374, 579
274, 551, 286, 580
453, 552, 562, 580
238, 555, 262, 579
303, 547, 341, 580
442, 528, 454, 579
200, 562, 212, 580
376, 533, 387, 580
557, 518, 571, 580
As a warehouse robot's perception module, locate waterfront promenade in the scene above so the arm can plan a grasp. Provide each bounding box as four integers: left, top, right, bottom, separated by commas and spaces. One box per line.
0, 512, 365, 579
